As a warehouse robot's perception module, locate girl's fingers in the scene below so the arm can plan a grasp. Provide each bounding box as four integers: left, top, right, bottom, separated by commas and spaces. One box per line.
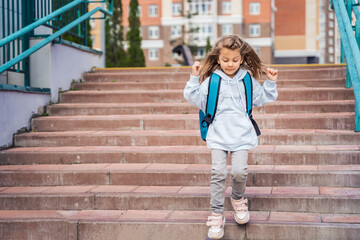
267, 68, 278, 76
192, 61, 202, 77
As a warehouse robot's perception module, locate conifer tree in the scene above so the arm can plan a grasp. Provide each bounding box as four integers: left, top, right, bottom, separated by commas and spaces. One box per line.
205, 37, 212, 54
126, 0, 145, 67
185, 0, 199, 58
105, 0, 127, 67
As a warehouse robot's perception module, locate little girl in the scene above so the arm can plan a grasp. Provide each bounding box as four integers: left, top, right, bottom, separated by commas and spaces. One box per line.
183, 35, 278, 239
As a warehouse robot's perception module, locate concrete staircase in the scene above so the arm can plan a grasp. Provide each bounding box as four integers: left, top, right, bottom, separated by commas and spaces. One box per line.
1, 65, 360, 239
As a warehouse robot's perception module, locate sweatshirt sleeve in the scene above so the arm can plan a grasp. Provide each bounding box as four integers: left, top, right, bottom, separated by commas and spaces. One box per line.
252, 77, 278, 107
183, 75, 209, 112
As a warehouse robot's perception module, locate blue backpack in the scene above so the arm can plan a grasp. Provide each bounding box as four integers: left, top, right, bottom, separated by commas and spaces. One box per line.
199, 72, 261, 141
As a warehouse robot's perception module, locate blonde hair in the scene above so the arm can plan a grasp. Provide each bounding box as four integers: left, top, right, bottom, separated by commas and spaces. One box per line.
199, 35, 265, 83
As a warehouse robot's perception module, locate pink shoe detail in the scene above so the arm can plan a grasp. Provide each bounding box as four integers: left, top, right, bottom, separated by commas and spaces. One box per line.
206, 213, 225, 239
231, 197, 250, 224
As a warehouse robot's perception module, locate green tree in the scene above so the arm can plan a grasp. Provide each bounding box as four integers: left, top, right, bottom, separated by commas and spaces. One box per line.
105, 0, 127, 67
126, 0, 145, 67
185, 0, 199, 58
205, 37, 212, 54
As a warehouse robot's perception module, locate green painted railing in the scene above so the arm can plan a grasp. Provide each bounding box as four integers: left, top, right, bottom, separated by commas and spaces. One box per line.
0, 0, 112, 90
331, 0, 360, 131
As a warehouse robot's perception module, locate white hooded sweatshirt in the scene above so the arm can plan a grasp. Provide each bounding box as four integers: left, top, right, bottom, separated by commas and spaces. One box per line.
184, 68, 278, 151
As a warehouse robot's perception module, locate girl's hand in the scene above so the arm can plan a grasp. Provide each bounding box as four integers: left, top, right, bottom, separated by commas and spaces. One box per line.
192, 61, 202, 77
266, 68, 278, 81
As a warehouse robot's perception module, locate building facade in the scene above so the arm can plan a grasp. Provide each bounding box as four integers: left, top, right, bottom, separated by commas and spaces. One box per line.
92, 0, 340, 67
121, 0, 274, 67
319, 0, 340, 64
273, 0, 339, 64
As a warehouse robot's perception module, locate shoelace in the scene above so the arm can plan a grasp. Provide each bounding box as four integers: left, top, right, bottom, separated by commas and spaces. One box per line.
206, 215, 223, 227
233, 198, 248, 212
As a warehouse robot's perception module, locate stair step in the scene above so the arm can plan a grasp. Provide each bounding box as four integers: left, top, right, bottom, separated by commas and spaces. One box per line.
0, 163, 359, 187
93, 66, 191, 73
92, 65, 345, 73
0, 210, 358, 240
72, 78, 346, 90
73, 82, 186, 90
59, 88, 355, 103
14, 130, 360, 147
1, 145, 359, 165
0, 186, 359, 213
83, 68, 346, 82
31, 113, 356, 131
47, 100, 356, 116
83, 72, 189, 82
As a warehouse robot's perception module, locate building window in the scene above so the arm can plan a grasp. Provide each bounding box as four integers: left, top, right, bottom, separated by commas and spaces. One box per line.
320, 12, 326, 22
329, 29, 334, 37
319, 39, 325, 48
192, 23, 213, 42
189, 0, 213, 15
329, 21, 334, 28
329, 12, 334, 20
328, 46, 334, 54
253, 46, 261, 56
148, 26, 159, 39
172, 3, 182, 16
328, 38, 334, 45
329, 55, 334, 63
222, 1, 231, 14
222, 24, 233, 35
250, 2, 260, 15
195, 47, 206, 59
149, 5, 158, 17
249, 24, 260, 37
149, 48, 159, 60
171, 25, 182, 38
138, 6, 142, 17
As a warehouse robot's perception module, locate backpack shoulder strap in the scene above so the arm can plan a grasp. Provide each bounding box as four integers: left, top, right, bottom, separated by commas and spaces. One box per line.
204, 73, 221, 125
243, 72, 261, 136
242, 72, 253, 116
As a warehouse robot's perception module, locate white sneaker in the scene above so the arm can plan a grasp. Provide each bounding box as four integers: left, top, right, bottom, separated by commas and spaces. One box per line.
206, 213, 225, 239
231, 197, 250, 224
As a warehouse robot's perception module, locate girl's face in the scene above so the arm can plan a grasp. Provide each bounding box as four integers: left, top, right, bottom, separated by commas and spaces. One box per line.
217, 48, 243, 78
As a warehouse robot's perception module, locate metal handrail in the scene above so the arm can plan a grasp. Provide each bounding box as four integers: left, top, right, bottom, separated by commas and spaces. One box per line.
0, 6, 112, 74
0, 0, 81, 47
0, 0, 112, 76
331, 0, 360, 131
352, 0, 360, 19
0, 0, 111, 47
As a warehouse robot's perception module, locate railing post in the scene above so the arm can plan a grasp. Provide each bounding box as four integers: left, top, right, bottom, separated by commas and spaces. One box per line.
22, 0, 35, 87
356, 20, 360, 130
82, 2, 88, 47
341, 41, 345, 63
345, 0, 352, 88
352, 2, 360, 131
356, 20, 360, 47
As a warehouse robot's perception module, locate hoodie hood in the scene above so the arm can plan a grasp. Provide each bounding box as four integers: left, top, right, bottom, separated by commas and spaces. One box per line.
213, 68, 249, 107
213, 68, 248, 85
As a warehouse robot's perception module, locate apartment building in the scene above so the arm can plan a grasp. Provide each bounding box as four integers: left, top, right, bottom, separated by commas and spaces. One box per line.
92, 0, 338, 66
121, 0, 274, 67
273, 0, 338, 64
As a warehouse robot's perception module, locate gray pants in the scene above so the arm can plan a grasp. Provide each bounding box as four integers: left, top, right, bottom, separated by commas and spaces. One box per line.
210, 149, 248, 214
